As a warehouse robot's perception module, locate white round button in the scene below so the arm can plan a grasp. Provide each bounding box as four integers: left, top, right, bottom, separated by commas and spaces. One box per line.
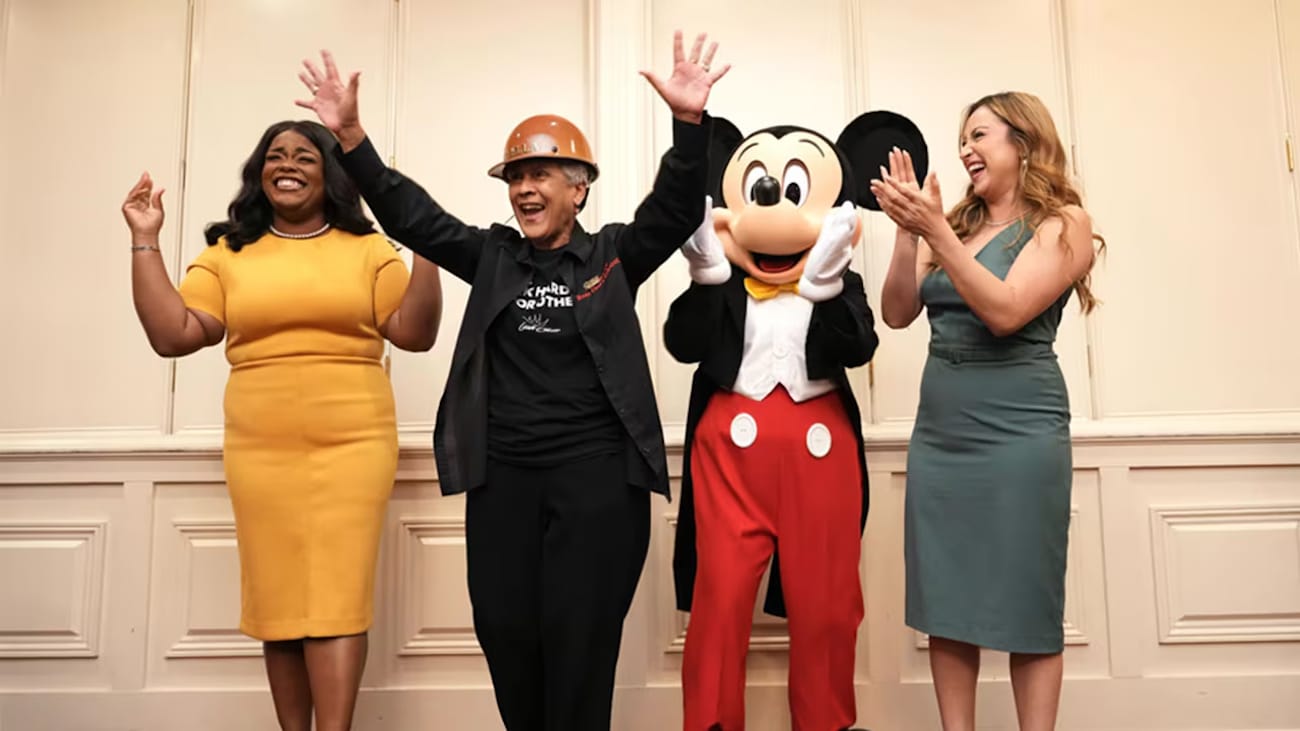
774, 345, 789, 358
730, 413, 758, 448
806, 423, 832, 458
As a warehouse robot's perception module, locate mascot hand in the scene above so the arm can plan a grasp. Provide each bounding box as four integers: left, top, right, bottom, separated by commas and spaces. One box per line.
680, 195, 732, 285
798, 201, 858, 302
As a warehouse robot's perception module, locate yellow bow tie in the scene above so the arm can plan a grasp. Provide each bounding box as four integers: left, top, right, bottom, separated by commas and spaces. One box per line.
744, 277, 800, 301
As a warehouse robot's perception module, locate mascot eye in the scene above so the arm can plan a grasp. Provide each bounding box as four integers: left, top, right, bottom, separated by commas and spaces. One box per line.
782, 161, 810, 207
743, 162, 769, 204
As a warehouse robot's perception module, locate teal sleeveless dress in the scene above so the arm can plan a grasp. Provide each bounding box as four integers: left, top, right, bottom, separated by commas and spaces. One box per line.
904, 221, 1073, 654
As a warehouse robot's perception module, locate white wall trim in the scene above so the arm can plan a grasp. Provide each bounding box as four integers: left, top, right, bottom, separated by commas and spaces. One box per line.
2, 411, 1298, 459
394, 516, 480, 656
1149, 504, 1300, 644
0, 521, 106, 658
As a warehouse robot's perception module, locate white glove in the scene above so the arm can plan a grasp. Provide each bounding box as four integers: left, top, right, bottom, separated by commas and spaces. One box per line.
680, 195, 732, 285
798, 201, 858, 302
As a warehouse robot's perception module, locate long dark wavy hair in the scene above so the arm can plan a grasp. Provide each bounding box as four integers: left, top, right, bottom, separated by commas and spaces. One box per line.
204, 120, 375, 250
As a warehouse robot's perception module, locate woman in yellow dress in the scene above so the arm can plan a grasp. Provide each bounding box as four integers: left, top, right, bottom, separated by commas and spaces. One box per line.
122, 119, 443, 731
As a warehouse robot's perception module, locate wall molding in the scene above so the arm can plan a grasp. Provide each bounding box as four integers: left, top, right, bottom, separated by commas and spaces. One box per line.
1062, 506, 1091, 646
165, 520, 261, 658
395, 517, 480, 656
0, 0, 11, 103
1149, 505, 1300, 644
2, 412, 1297, 460
0, 521, 106, 658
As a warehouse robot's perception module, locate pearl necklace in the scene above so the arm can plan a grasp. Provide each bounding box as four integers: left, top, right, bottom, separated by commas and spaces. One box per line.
270, 222, 331, 239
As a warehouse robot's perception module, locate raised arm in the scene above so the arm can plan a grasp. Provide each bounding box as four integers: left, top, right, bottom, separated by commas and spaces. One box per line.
880, 226, 930, 329
617, 31, 730, 287
876, 149, 931, 329
924, 204, 1093, 336
122, 173, 224, 357
871, 152, 1094, 337
297, 50, 487, 283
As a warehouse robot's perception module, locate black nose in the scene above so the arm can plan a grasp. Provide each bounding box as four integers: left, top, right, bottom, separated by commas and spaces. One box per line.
751, 175, 781, 206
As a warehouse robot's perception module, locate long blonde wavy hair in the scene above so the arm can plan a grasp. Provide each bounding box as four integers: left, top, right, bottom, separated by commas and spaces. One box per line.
947, 91, 1106, 312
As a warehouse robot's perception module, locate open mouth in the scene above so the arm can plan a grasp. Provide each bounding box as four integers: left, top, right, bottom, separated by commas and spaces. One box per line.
517, 202, 545, 223
752, 250, 808, 274
274, 176, 306, 191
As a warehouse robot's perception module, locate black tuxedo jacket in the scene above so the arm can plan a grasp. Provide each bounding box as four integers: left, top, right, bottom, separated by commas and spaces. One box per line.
664, 266, 878, 617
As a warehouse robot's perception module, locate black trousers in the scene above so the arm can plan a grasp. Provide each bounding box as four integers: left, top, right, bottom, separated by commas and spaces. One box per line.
466, 453, 651, 731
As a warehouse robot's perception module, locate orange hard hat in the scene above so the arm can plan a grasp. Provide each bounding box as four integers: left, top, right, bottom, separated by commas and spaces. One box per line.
487, 114, 599, 181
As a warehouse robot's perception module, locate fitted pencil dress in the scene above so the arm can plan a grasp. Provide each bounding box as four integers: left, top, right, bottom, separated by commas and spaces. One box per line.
179, 229, 409, 640
904, 222, 1074, 654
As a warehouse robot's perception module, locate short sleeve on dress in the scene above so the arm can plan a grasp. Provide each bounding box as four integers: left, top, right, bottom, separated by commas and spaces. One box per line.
178, 242, 227, 326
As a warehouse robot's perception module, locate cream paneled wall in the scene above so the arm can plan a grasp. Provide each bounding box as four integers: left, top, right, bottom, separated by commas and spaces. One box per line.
0, 0, 188, 437
173, 0, 401, 435
856, 0, 1095, 425
2, 1, 1298, 730
1067, 0, 1300, 420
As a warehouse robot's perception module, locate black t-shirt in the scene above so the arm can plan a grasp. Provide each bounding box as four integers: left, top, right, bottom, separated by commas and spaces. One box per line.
485, 245, 625, 466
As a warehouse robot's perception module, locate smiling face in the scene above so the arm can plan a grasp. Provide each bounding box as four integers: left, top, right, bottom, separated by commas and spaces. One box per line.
260, 130, 326, 227
504, 159, 587, 249
959, 105, 1023, 203
715, 129, 856, 284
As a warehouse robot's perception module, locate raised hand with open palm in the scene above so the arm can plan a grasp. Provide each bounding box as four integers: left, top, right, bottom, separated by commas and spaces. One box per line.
640, 30, 730, 124
296, 50, 365, 151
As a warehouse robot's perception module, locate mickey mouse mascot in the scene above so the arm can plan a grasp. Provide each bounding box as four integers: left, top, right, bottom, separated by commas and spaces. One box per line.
666, 111, 927, 731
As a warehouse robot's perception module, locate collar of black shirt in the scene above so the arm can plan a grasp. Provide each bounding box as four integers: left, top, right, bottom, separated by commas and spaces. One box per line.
510, 222, 594, 265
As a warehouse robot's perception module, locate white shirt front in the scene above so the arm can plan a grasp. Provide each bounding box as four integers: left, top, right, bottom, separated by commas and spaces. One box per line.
732, 292, 835, 403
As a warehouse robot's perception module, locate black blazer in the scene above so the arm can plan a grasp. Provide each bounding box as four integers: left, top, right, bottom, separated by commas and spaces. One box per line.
338, 117, 712, 497
664, 267, 877, 617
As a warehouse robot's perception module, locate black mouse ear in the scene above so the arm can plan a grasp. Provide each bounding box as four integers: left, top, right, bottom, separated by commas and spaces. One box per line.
836, 110, 929, 210
707, 116, 745, 205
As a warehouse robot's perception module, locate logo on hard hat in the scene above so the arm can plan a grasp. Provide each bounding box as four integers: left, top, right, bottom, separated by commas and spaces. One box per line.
509, 136, 559, 158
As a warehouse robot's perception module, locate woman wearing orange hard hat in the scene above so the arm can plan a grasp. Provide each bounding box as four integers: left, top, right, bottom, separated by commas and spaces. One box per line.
297, 30, 728, 731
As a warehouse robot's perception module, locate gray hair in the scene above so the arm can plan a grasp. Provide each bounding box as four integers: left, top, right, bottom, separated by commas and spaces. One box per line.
560, 162, 594, 187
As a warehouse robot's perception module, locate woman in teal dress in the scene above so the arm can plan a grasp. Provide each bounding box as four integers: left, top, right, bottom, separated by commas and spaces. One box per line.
869, 91, 1105, 731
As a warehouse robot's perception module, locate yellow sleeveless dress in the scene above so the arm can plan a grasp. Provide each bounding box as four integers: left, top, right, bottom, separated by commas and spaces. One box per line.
179, 229, 409, 640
